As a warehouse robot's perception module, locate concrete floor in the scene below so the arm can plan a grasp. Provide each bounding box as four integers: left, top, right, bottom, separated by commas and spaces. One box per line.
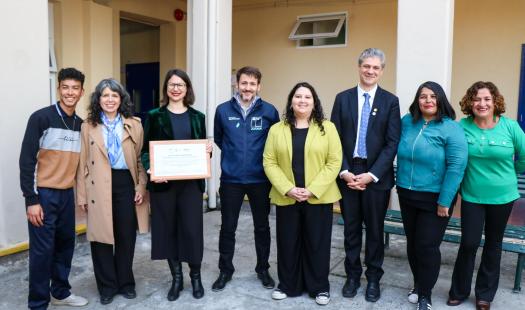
1, 204, 524, 309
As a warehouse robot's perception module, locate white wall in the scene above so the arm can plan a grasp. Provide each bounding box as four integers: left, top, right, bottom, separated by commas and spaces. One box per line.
396, 0, 454, 114
0, 1, 50, 248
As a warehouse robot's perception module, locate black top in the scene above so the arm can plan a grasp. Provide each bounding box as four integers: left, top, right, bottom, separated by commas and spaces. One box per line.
168, 110, 191, 140
291, 127, 308, 188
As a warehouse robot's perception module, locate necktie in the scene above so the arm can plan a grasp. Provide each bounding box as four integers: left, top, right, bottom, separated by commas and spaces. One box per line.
357, 93, 370, 158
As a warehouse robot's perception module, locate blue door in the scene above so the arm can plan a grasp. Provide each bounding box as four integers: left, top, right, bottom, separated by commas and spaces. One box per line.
126, 62, 160, 122
518, 44, 525, 130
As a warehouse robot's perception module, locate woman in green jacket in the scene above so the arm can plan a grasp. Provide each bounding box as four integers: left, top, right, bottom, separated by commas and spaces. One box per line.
141, 69, 211, 301
447, 81, 525, 310
263, 82, 342, 306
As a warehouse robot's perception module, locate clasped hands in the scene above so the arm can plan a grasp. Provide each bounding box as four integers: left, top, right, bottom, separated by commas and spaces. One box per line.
286, 187, 313, 202
341, 172, 373, 191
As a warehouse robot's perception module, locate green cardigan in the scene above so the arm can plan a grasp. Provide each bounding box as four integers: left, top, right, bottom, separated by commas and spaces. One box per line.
141, 106, 207, 192
263, 120, 342, 206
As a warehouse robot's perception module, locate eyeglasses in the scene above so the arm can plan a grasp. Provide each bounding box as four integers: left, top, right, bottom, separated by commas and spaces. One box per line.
167, 83, 186, 90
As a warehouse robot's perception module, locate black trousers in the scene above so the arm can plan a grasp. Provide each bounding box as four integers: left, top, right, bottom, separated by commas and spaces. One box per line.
398, 190, 453, 299
150, 180, 203, 264
338, 162, 390, 282
28, 187, 75, 310
276, 202, 333, 297
449, 200, 514, 302
90, 169, 137, 297
218, 182, 271, 275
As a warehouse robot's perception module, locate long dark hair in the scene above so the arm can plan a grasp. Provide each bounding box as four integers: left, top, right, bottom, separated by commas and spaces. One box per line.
87, 78, 133, 125
409, 81, 456, 122
284, 82, 325, 134
160, 69, 195, 107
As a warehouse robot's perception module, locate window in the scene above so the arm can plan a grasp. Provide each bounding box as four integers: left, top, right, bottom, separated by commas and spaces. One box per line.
289, 12, 347, 48
48, 3, 57, 105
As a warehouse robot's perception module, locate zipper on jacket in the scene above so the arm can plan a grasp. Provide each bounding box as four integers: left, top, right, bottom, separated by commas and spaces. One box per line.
408, 125, 425, 189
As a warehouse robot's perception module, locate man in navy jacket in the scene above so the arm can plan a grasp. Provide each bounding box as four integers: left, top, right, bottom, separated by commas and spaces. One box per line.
331, 48, 401, 302
212, 66, 280, 292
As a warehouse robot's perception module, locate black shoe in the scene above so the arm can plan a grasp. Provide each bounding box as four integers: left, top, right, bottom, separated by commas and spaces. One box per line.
257, 270, 275, 289
120, 289, 137, 299
212, 272, 232, 292
190, 271, 205, 299
100, 295, 114, 305
167, 260, 184, 301
417, 296, 432, 310
342, 278, 360, 298
365, 281, 381, 302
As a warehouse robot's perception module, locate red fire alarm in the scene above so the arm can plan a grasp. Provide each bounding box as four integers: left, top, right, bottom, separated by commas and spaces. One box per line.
174, 9, 185, 21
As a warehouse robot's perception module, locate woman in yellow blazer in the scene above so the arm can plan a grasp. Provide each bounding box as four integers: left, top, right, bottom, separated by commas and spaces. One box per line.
77, 79, 148, 305
263, 82, 342, 306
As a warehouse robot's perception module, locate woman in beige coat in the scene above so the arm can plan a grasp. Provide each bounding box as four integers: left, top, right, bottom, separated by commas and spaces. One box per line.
77, 78, 148, 305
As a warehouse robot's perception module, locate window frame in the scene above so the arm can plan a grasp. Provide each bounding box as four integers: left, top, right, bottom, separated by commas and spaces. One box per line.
288, 12, 348, 49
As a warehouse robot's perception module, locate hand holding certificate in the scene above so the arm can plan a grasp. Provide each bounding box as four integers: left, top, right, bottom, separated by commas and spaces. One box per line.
149, 139, 211, 181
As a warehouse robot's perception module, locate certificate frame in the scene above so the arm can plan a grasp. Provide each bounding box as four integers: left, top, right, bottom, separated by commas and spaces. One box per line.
149, 139, 211, 181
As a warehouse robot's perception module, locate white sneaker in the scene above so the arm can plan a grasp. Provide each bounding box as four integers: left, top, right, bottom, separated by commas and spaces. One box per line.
408, 287, 418, 304
271, 289, 287, 300
315, 292, 330, 305
51, 294, 88, 307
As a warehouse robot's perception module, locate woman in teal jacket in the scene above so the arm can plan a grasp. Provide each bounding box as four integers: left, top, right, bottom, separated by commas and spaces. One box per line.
263, 82, 342, 306
396, 81, 468, 310
447, 82, 525, 310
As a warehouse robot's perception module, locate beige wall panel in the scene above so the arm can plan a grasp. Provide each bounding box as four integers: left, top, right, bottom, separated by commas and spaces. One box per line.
113, 10, 121, 83
452, 0, 525, 119
72, 1, 114, 118
109, 0, 186, 93
160, 23, 177, 93
232, 1, 397, 115
121, 31, 160, 65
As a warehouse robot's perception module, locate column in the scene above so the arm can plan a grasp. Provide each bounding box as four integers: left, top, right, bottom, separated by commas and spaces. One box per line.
396, 0, 455, 114
187, 0, 232, 209
0, 0, 49, 248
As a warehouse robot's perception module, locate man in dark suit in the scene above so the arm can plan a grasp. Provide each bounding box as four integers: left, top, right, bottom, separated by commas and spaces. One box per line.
331, 48, 401, 302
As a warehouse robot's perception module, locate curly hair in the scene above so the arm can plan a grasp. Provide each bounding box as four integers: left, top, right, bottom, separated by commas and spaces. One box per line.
87, 78, 134, 125
284, 82, 325, 135
160, 69, 195, 107
459, 81, 505, 116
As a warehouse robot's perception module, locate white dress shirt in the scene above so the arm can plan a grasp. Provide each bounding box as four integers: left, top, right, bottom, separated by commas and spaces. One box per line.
340, 83, 379, 183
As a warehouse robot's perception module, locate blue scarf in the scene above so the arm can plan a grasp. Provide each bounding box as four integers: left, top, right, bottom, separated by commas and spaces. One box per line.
101, 112, 122, 166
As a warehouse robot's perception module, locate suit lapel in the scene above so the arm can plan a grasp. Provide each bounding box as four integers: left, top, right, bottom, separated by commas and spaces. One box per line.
158, 106, 174, 138
349, 88, 359, 134
283, 124, 293, 161
122, 118, 135, 170
367, 86, 382, 132
90, 124, 109, 159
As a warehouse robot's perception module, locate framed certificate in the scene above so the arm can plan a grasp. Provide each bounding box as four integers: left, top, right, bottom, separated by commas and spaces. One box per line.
149, 139, 211, 181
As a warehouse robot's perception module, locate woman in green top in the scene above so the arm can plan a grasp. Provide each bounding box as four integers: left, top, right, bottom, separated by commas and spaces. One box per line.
447, 81, 525, 310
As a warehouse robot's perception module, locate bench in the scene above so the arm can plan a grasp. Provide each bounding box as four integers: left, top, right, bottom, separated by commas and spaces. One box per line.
383, 174, 525, 293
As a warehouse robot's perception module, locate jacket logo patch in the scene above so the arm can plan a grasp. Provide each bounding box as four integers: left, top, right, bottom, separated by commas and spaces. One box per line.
228, 116, 240, 121
251, 117, 262, 131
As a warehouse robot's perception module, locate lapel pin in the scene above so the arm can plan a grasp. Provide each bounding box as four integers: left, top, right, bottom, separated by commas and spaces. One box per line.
372, 112, 376, 116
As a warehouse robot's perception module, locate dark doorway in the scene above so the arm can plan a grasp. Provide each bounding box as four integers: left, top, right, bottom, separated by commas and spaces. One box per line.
120, 17, 160, 121
126, 62, 160, 121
